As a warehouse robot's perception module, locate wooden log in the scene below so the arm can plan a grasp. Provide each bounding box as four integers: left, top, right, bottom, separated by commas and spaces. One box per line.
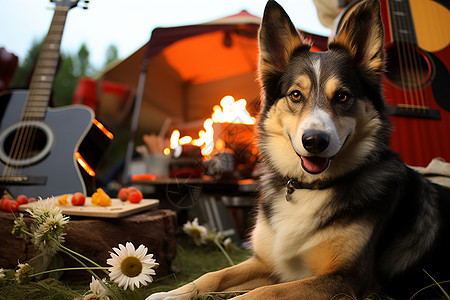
0, 209, 177, 281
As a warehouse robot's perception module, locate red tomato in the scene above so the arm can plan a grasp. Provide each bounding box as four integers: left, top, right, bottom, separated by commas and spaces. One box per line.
1, 197, 9, 211
28, 197, 36, 203
117, 188, 129, 201
127, 187, 140, 194
16, 194, 28, 205
5, 200, 19, 212
128, 191, 143, 204
71, 192, 86, 206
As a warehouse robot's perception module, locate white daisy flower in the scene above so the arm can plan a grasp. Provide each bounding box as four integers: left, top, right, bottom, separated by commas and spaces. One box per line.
0, 268, 5, 279
27, 197, 69, 255
11, 213, 28, 240
26, 196, 59, 219
107, 242, 158, 291
183, 218, 208, 246
15, 263, 33, 284
84, 276, 110, 300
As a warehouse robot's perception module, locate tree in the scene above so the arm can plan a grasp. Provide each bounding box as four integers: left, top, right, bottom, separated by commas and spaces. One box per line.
10, 38, 96, 107
76, 43, 93, 76
105, 44, 119, 66
53, 52, 77, 106
10, 38, 43, 89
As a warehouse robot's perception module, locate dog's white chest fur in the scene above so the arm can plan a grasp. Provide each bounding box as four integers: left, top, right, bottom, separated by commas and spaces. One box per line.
253, 188, 331, 281
253, 187, 373, 283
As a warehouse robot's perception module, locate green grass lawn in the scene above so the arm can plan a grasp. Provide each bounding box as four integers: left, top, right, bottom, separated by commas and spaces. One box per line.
1, 236, 449, 300
0, 236, 252, 300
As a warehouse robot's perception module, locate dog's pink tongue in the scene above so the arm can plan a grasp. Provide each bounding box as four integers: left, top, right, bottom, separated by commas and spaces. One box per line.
301, 156, 329, 174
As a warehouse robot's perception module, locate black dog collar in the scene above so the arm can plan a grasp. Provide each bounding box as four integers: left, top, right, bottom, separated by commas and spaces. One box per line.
285, 178, 338, 202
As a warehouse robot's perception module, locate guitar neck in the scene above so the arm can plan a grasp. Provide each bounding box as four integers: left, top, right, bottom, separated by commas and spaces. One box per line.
24, 7, 69, 121
387, 0, 417, 44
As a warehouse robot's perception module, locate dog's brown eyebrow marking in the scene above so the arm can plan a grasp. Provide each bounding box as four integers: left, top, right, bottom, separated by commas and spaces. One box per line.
292, 75, 312, 99
325, 76, 340, 99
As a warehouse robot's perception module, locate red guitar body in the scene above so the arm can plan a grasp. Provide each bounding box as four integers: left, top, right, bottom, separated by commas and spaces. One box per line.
379, 0, 450, 167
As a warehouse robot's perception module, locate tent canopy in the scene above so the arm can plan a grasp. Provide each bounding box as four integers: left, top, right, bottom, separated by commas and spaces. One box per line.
97, 10, 328, 133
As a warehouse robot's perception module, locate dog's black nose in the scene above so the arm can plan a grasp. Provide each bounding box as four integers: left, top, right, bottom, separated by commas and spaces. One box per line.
302, 131, 330, 154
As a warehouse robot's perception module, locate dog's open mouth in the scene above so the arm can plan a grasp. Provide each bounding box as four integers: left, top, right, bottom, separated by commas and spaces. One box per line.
300, 156, 330, 174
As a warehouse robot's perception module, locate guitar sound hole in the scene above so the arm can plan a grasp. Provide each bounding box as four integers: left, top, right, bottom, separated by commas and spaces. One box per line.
385, 44, 432, 90
0, 121, 54, 167
3, 127, 48, 160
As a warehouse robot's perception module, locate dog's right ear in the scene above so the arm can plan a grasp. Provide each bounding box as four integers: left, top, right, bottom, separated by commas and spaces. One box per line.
258, 0, 309, 78
329, 0, 384, 75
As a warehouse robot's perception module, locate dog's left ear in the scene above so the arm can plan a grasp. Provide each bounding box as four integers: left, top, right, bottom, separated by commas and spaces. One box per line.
329, 0, 384, 74
259, 0, 310, 78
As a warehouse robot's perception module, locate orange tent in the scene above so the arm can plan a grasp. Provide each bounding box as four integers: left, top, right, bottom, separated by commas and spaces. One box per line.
95, 10, 328, 133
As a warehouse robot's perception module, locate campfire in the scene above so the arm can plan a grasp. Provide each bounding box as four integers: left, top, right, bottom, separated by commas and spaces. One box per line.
165, 95, 256, 157
151, 95, 258, 179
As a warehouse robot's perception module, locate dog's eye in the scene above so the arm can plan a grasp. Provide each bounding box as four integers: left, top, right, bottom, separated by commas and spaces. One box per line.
336, 92, 350, 103
289, 90, 303, 103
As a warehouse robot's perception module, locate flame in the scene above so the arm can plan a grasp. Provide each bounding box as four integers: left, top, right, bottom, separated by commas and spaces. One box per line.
179, 136, 193, 145
211, 96, 256, 124
200, 118, 215, 156
163, 148, 171, 156
170, 130, 180, 149
167, 95, 255, 156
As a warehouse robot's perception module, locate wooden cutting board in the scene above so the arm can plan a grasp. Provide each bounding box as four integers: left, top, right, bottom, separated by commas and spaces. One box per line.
18, 195, 159, 218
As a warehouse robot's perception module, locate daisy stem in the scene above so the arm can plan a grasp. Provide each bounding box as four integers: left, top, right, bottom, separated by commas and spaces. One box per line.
24, 230, 33, 237
58, 242, 109, 275
19, 229, 34, 238
59, 248, 103, 281
60, 248, 120, 300
31, 266, 109, 277
213, 239, 235, 266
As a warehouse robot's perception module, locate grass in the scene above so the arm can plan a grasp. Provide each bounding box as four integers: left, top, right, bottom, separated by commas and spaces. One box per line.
0, 236, 252, 300
1, 236, 449, 300
140, 236, 252, 298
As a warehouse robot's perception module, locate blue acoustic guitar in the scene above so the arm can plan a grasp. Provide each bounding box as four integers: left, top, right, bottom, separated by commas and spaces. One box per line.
0, 0, 94, 198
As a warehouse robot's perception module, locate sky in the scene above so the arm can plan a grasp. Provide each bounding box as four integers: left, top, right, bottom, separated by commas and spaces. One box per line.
0, 0, 331, 70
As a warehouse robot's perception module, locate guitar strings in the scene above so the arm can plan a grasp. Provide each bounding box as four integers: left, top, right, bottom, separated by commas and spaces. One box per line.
2, 9, 67, 181
406, 1, 427, 110
391, 0, 430, 112
3, 35, 46, 178
3, 63, 44, 179
389, 0, 410, 109
398, 0, 420, 110
22, 10, 67, 168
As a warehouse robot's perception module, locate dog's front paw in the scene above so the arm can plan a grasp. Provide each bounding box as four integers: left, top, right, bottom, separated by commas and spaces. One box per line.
146, 282, 197, 300
145, 291, 183, 300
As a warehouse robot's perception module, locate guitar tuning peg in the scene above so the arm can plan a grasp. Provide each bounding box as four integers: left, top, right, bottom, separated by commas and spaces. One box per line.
82, 5, 88, 9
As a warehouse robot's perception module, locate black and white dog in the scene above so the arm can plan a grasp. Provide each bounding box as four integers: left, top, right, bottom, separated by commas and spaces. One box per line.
148, 1, 450, 298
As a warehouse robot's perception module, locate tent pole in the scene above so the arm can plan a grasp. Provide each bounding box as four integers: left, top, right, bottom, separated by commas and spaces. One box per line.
122, 51, 150, 185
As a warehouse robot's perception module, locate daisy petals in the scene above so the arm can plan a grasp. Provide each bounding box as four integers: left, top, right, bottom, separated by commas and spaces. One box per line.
107, 242, 157, 291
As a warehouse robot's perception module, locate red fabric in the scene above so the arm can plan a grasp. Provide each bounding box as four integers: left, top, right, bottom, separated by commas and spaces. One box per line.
102, 81, 129, 96
73, 76, 97, 109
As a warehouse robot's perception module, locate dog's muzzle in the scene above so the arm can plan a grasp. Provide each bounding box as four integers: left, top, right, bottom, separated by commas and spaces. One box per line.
300, 130, 331, 174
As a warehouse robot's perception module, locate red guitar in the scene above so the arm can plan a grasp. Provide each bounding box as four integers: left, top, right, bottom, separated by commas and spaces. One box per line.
378, 0, 450, 166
